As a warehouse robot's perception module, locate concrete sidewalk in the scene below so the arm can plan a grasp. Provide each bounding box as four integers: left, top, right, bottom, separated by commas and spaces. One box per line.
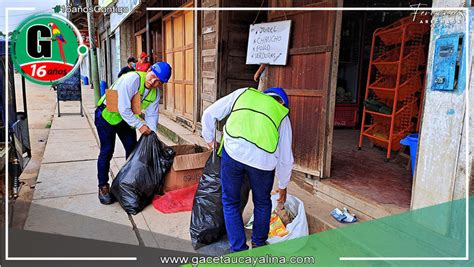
24, 86, 203, 251
24, 100, 140, 245
80, 87, 215, 251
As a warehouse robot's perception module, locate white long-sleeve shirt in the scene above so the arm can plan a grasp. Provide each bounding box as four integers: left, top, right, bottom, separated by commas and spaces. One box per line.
201, 88, 294, 189
111, 72, 160, 132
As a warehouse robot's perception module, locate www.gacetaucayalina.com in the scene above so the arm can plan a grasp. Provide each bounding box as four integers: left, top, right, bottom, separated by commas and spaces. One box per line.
159, 254, 316, 266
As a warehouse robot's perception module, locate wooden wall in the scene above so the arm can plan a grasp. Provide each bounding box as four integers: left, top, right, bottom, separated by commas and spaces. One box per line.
268, 0, 339, 177
119, 19, 135, 68
200, 0, 220, 118
217, 0, 262, 98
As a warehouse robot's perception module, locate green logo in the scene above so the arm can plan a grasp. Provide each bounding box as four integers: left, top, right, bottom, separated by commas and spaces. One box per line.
10, 13, 88, 85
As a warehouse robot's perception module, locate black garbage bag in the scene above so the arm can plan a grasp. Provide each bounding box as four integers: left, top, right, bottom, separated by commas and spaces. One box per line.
111, 134, 175, 215
190, 154, 223, 249
190, 153, 250, 250
364, 98, 392, 114
195, 235, 232, 256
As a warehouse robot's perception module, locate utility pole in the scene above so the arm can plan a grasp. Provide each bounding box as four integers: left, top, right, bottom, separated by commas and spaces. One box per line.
86, 0, 100, 105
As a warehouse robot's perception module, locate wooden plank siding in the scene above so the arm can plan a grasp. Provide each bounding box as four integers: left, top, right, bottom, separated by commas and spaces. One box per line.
164, 19, 174, 111
268, 0, 339, 177
200, 0, 220, 116
322, 0, 342, 178
217, 1, 262, 98
163, 5, 194, 121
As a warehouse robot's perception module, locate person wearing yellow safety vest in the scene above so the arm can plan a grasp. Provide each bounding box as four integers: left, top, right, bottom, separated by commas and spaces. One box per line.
95, 62, 172, 205
201, 87, 294, 252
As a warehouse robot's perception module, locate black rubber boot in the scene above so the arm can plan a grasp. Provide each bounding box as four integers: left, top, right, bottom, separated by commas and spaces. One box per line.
98, 184, 115, 205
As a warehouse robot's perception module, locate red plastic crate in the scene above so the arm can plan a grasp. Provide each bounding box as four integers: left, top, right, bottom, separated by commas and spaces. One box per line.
334, 106, 359, 127
372, 46, 424, 76
370, 74, 422, 103
375, 16, 431, 45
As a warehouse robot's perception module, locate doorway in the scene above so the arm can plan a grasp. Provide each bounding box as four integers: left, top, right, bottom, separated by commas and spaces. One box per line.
327, 0, 432, 212
109, 35, 119, 83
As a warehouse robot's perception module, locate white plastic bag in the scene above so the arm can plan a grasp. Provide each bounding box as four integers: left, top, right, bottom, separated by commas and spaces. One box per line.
246, 194, 309, 244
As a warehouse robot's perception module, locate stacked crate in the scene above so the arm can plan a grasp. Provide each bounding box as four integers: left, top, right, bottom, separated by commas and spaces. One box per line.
358, 16, 430, 160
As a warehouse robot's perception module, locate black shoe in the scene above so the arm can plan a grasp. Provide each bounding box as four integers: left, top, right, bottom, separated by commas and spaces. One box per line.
251, 242, 266, 249
98, 184, 115, 205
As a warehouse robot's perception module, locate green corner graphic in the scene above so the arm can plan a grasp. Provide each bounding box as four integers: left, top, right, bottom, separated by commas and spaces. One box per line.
187, 197, 471, 266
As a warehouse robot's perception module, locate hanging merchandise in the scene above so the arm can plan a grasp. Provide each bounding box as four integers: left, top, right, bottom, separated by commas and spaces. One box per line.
358, 15, 430, 160
111, 134, 175, 215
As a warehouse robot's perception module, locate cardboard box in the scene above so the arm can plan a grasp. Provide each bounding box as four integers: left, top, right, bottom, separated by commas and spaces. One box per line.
105, 89, 141, 114
163, 145, 212, 192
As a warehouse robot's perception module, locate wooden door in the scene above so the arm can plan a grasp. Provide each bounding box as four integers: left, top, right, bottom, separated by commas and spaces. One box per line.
164, 8, 194, 120
151, 22, 163, 63
151, 21, 164, 103
218, 1, 263, 97
268, 0, 341, 178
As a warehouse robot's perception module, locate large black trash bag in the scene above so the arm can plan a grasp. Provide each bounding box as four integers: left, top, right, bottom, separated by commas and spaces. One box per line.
190, 153, 251, 250
111, 134, 175, 215
190, 154, 224, 249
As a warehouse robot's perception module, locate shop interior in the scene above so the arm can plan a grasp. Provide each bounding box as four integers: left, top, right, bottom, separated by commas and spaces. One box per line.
328, 0, 432, 212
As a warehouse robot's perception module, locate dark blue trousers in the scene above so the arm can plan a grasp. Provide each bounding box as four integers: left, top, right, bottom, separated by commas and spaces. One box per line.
221, 148, 275, 252
95, 107, 137, 187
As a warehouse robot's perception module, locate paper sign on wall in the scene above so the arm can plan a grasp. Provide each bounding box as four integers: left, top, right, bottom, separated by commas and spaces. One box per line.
246, 20, 292, 66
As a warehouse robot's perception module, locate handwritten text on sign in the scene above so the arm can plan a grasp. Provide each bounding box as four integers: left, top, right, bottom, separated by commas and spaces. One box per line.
246, 20, 292, 66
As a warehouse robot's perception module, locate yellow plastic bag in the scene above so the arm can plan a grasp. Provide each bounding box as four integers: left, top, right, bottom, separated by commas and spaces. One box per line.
268, 211, 288, 238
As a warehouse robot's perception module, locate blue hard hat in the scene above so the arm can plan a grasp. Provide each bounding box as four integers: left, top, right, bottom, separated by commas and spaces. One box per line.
264, 87, 289, 108
151, 62, 172, 83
